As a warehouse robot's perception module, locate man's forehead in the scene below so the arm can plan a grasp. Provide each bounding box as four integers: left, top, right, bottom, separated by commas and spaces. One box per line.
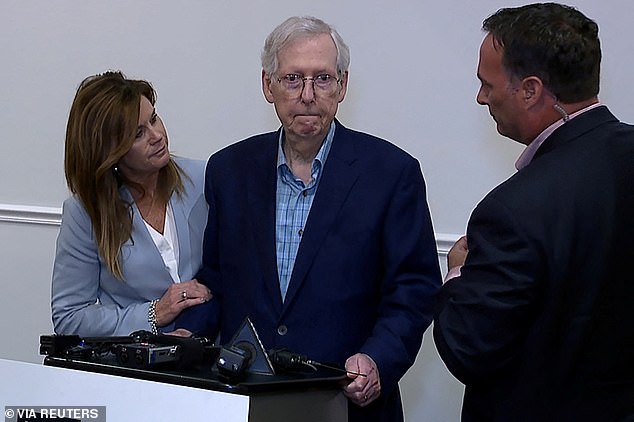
277, 35, 338, 71
479, 35, 504, 67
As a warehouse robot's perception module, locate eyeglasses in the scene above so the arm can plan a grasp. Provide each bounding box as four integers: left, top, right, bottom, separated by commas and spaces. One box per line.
275, 73, 341, 98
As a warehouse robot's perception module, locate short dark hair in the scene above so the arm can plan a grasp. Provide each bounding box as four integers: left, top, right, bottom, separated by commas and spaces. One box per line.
483, 2, 600, 103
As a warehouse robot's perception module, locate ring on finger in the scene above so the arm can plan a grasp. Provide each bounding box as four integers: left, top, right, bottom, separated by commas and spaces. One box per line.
181, 291, 187, 300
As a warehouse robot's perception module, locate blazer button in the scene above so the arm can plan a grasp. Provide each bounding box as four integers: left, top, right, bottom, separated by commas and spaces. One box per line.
277, 325, 288, 336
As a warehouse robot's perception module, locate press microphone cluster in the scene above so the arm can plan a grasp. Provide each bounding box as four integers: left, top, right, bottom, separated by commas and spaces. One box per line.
213, 317, 367, 382
40, 330, 218, 370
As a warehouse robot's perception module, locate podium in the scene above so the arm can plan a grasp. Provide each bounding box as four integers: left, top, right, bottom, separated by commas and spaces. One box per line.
0, 357, 347, 421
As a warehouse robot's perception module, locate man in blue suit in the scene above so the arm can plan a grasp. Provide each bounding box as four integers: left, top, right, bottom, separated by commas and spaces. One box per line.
434, 3, 634, 421
194, 16, 441, 422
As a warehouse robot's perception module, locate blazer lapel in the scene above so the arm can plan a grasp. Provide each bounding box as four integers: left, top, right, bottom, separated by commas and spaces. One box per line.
120, 187, 172, 281
171, 196, 192, 280
247, 132, 284, 311
282, 122, 360, 307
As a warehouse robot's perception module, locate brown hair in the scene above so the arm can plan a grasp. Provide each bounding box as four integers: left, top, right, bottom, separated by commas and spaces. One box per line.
64, 71, 184, 279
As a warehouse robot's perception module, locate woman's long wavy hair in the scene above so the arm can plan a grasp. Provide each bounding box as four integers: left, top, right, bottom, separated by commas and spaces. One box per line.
64, 71, 184, 279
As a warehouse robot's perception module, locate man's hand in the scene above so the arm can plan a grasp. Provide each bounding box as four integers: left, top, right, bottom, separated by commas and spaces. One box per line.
343, 353, 381, 407
447, 235, 469, 270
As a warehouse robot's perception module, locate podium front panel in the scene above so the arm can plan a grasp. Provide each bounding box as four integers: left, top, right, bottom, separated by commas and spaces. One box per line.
0, 358, 249, 421
250, 389, 347, 422
2, 358, 348, 421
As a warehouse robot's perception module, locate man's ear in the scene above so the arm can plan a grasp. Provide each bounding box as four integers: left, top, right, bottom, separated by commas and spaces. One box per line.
262, 70, 275, 104
520, 76, 544, 105
337, 71, 349, 103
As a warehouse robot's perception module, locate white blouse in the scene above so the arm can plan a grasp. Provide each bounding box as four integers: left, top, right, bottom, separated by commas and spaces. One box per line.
144, 203, 180, 283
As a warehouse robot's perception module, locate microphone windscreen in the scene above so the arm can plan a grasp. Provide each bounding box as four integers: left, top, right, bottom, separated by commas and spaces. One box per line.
268, 348, 308, 371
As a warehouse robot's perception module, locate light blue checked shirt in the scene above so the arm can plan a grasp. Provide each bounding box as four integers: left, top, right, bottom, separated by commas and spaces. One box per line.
276, 122, 335, 301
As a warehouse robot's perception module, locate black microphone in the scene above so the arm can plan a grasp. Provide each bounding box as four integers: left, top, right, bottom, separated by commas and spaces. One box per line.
216, 344, 252, 380
267, 348, 367, 377
267, 348, 310, 371
128, 330, 218, 368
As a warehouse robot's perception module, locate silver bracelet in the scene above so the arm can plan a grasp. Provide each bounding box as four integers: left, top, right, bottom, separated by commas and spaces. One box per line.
148, 299, 159, 335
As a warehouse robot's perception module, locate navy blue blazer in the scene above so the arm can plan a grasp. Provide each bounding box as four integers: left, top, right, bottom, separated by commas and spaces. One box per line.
434, 106, 634, 421
184, 120, 441, 422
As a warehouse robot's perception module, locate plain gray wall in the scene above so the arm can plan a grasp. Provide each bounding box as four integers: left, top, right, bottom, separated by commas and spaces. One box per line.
1, 1, 632, 420
2, 0, 632, 232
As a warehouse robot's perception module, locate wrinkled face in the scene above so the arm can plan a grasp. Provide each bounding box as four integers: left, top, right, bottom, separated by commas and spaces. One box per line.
118, 96, 170, 179
476, 34, 526, 143
262, 33, 348, 143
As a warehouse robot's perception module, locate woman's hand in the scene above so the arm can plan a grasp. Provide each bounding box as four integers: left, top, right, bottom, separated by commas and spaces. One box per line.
163, 328, 193, 337
154, 279, 212, 327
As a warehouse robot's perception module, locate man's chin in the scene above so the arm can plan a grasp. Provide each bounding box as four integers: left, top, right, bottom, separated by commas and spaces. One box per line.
295, 115, 320, 125
293, 121, 323, 136
495, 125, 524, 144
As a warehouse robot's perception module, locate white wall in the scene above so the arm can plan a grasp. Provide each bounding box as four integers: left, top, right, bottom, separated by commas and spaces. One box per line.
1, 1, 632, 421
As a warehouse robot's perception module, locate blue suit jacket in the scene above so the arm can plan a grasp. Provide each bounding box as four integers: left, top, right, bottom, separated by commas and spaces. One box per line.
52, 157, 208, 337
434, 106, 634, 421
187, 121, 441, 422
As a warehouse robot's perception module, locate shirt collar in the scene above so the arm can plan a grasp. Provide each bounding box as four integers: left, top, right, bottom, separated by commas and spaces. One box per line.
515, 102, 602, 170
276, 120, 336, 171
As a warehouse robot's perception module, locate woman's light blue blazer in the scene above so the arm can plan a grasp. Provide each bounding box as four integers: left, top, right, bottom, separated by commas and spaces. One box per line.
51, 157, 207, 336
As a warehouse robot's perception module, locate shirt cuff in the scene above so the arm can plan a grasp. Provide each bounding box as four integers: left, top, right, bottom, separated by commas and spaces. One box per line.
444, 266, 462, 283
